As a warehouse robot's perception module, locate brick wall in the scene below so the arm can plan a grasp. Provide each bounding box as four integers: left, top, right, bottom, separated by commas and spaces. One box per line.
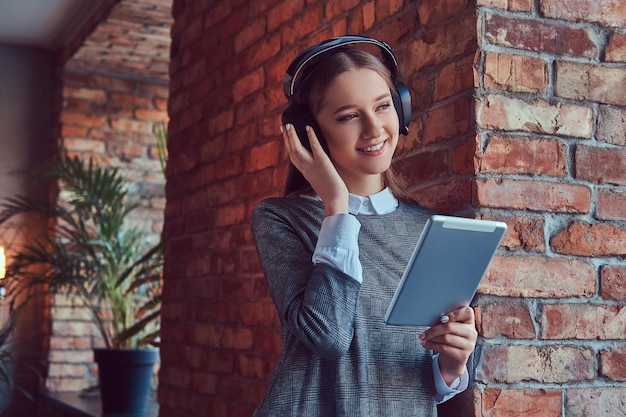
469, 1, 626, 415
162, 0, 625, 416
46, 71, 168, 392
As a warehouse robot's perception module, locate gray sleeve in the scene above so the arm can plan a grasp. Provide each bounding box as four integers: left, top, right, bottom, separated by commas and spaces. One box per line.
251, 201, 361, 359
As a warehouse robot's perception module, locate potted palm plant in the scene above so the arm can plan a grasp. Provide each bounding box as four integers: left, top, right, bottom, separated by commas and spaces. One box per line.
0, 152, 163, 415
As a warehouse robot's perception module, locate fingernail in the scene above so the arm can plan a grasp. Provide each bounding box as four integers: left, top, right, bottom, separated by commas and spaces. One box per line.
419, 333, 425, 340
285, 124, 291, 131
440, 315, 450, 324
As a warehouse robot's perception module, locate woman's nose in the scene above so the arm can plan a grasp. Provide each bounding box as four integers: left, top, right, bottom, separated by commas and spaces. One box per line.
361, 113, 383, 139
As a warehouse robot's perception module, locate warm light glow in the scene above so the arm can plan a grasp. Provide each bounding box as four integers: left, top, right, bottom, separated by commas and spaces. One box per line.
0, 247, 5, 280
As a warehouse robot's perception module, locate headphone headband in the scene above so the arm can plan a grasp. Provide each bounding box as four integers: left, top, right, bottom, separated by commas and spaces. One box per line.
283, 35, 400, 99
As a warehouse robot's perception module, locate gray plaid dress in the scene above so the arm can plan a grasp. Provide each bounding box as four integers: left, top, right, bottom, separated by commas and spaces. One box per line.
251, 196, 436, 417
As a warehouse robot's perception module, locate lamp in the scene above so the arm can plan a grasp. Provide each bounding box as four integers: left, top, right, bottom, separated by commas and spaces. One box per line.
0, 246, 5, 280
0, 247, 5, 298
0, 247, 4, 329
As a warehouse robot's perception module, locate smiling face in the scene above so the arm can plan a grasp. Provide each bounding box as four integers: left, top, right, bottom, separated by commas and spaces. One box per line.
314, 68, 400, 196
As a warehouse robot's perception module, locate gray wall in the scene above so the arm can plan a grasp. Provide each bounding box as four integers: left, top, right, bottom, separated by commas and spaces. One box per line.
0, 43, 55, 198
0, 42, 56, 417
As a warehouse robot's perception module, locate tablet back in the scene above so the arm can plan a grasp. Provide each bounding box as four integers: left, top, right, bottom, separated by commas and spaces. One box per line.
384, 215, 507, 327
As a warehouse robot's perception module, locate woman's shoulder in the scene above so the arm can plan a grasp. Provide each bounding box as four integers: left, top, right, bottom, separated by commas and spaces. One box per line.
251, 195, 324, 226
254, 194, 320, 213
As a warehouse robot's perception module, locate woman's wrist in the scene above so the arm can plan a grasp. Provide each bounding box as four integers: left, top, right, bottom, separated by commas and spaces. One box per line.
438, 356, 466, 386
323, 197, 349, 217
440, 368, 464, 387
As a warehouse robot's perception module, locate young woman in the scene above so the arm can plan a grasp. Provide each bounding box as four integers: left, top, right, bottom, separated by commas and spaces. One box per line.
251, 37, 477, 417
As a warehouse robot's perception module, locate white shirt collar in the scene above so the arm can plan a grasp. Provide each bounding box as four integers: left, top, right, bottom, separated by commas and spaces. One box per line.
305, 187, 399, 215
349, 187, 398, 215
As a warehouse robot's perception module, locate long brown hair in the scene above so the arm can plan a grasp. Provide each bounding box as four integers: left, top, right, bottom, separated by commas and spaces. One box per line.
283, 46, 415, 204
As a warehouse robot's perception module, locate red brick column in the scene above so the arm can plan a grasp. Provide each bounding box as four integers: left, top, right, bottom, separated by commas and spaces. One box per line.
470, 0, 626, 416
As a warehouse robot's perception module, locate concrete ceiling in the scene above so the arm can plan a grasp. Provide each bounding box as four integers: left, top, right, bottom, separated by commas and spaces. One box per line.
0, 0, 173, 81
0, 0, 105, 50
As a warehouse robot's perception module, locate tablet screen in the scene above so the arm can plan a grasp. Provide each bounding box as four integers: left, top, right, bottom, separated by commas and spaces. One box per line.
384, 215, 507, 326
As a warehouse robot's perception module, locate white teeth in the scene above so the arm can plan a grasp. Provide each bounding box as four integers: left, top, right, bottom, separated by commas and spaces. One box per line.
361, 142, 384, 152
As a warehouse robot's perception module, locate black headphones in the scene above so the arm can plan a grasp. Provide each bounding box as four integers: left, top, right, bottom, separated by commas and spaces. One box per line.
282, 35, 412, 153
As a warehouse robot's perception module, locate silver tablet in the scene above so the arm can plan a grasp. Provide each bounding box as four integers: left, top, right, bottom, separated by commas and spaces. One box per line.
384, 215, 507, 327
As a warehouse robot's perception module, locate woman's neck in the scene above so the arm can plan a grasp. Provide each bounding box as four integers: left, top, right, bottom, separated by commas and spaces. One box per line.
344, 174, 385, 197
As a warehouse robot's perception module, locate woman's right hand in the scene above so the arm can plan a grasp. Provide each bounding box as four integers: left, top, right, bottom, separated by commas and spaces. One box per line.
282, 123, 349, 217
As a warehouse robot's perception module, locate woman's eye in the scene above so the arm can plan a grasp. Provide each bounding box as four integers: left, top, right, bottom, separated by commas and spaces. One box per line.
377, 102, 391, 111
337, 113, 357, 122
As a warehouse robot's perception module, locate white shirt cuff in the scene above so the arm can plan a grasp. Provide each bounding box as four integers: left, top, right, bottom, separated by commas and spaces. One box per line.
432, 353, 469, 403
312, 213, 362, 283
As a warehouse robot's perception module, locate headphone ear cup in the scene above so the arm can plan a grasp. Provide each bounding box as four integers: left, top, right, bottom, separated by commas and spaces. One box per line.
281, 105, 329, 154
282, 106, 310, 150
392, 81, 411, 135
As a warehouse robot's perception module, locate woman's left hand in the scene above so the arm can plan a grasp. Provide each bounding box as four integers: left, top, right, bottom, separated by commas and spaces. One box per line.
419, 306, 478, 386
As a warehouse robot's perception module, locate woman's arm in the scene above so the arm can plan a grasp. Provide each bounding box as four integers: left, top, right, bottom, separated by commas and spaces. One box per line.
251, 202, 361, 359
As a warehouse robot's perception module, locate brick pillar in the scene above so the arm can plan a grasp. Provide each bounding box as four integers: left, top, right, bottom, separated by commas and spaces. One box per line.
469, 0, 626, 416
163, 0, 626, 416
